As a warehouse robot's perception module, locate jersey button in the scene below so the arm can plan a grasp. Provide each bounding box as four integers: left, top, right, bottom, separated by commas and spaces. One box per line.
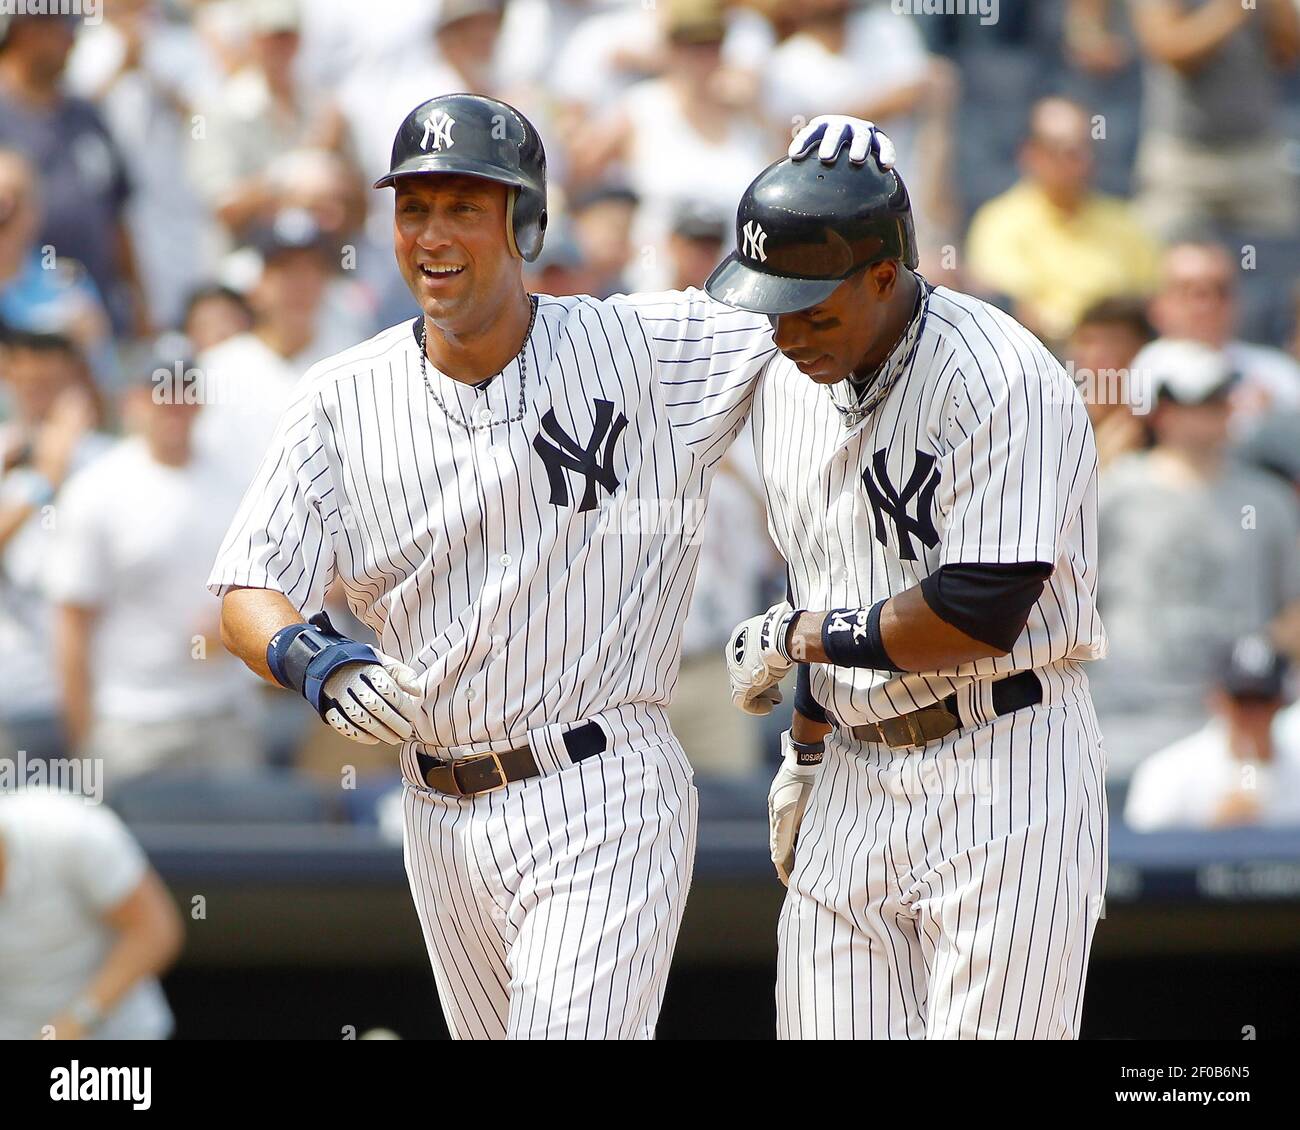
499, 553, 512, 567
466, 688, 477, 701
475, 408, 493, 426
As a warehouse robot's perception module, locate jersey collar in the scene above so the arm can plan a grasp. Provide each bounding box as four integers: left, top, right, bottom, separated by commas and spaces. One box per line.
828, 273, 930, 430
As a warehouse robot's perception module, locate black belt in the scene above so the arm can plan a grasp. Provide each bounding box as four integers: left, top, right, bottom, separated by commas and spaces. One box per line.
844, 670, 1042, 749
413, 720, 607, 797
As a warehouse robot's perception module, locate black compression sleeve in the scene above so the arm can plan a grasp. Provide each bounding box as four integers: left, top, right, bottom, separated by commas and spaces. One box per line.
918, 562, 1053, 652
794, 663, 829, 724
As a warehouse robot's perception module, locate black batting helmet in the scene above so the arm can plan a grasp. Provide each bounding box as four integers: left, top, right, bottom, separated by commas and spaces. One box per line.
374, 93, 548, 262
705, 153, 918, 315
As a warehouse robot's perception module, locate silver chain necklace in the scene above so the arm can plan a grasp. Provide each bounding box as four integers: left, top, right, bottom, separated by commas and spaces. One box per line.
418, 295, 538, 431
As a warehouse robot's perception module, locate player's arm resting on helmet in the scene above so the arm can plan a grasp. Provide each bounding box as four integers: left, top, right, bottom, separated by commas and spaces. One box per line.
220, 587, 422, 746
783, 562, 1053, 672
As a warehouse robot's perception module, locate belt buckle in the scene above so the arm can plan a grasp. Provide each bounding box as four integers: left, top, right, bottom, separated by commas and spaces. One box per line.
455, 750, 510, 796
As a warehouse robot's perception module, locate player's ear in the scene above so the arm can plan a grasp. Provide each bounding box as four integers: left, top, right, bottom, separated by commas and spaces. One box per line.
867, 260, 899, 299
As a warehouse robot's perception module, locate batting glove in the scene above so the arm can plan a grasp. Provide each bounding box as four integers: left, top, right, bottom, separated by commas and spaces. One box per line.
321, 656, 423, 746
725, 601, 799, 716
267, 613, 424, 746
788, 115, 897, 169
769, 730, 823, 887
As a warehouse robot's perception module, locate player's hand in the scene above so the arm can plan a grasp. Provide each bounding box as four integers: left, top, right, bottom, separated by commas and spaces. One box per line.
321, 654, 422, 745
725, 601, 798, 716
789, 115, 897, 169
769, 730, 821, 886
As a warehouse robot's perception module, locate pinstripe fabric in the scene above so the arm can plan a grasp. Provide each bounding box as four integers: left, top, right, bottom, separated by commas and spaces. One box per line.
752, 283, 1107, 728
777, 673, 1107, 1040
757, 281, 1109, 1039
401, 735, 698, 1040
206, 288, 771, 1039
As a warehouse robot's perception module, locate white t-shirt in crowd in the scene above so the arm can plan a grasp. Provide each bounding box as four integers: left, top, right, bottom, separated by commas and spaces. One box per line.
619, 79, 769, 291
0, 431, 111, 722
0, 788, 173, 1040
195, 331, 315, 492
1124, 717, 1300, 831
46, 437, 247, 725
761, 4, 929, 190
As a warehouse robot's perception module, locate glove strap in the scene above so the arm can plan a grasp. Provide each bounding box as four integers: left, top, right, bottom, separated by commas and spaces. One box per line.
267, 611, 379, 717
764, 606, 804, 664
791, 738, 824, 767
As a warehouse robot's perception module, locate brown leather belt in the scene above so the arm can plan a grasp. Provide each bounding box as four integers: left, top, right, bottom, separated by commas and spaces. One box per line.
844, 670, 1042, 749
413, 720, 607, 797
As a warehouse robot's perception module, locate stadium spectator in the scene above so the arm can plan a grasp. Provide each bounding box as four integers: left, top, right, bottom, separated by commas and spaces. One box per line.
1125, 636, 1300, 830
522, 231, 602, 299
568, 185, 639, 299
187, 0, 356, 243
0, 148, 115, 384
0, 333, 105, 766
573, 0, 768, 291
1148, 240, 1300, 424
760, 0, 955, 228
0, 787, 182, 1039
666, 199, 728, 293
196, 211, 358, 490
0, 12, 149, 337
1065, 296, 1155, 470
180, 284, 254, 356
65, 0, 221, 331
966, 96, 1161, 345
1129, 0, 1300, 240
47, 357, 258, 785
1093, 338, 1300, 772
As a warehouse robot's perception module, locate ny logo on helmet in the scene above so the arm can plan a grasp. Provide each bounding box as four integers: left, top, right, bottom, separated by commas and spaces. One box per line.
420, 110, 456, 153
742, 221, 768, 263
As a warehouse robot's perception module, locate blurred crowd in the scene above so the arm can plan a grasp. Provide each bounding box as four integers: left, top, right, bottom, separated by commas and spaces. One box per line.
1, 0, 1300, 842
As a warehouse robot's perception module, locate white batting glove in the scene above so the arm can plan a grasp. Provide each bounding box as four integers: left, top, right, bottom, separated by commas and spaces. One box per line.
769, 730, 821, 887
789, 115, 897, 169
322, 654, 423, 746
725, 601, 798, 716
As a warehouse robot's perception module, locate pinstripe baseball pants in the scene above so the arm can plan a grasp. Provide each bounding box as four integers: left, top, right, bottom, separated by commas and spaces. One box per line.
777, 681, 1108, 1039
401, 732, 698, 1040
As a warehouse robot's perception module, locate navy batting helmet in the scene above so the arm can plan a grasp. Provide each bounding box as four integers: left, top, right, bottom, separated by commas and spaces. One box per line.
374, 93, 548, 262
705, 153, 918, 315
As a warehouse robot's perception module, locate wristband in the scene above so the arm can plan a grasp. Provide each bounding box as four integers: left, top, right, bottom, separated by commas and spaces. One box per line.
821, 602, 903, 671
267, 611, 380, 717
763, 605, 803, 664
790, 738, 825, 767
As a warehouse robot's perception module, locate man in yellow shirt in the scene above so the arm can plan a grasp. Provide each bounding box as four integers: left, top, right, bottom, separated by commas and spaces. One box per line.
966, 96, 1161, 345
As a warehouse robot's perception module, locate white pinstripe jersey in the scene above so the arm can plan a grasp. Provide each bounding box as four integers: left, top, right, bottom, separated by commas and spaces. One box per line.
207, 290, 777, 761
752, 280, 1107, 727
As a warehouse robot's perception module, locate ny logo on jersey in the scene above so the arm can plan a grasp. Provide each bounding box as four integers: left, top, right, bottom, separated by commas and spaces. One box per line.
420, 110, 456, 152
533, 399, 629, 512
742, 220, 768, 263
861, 448, 941, 561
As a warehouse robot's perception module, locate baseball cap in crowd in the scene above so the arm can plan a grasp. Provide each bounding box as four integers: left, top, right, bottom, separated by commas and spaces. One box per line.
1216, 634, 1288, 702
436, 0, 506, 32
671, 199, 728, 243
665, 0, 727, 45
244, 0, 300, 36
1133, 338, 1238, 405
244, 209, 337, 265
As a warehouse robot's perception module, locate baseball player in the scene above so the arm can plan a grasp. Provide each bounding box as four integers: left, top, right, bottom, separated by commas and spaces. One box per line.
708, 150, 1109, 1039
208, 94, 884, 1039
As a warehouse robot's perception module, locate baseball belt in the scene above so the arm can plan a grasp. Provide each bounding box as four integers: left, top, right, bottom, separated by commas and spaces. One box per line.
413, 720, 607, 797
841, 670, 1042, 749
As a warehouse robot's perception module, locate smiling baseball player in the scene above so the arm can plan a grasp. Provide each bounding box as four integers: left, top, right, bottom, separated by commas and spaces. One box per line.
209, 95, 886, 1039
709, 145, 1109, 1039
